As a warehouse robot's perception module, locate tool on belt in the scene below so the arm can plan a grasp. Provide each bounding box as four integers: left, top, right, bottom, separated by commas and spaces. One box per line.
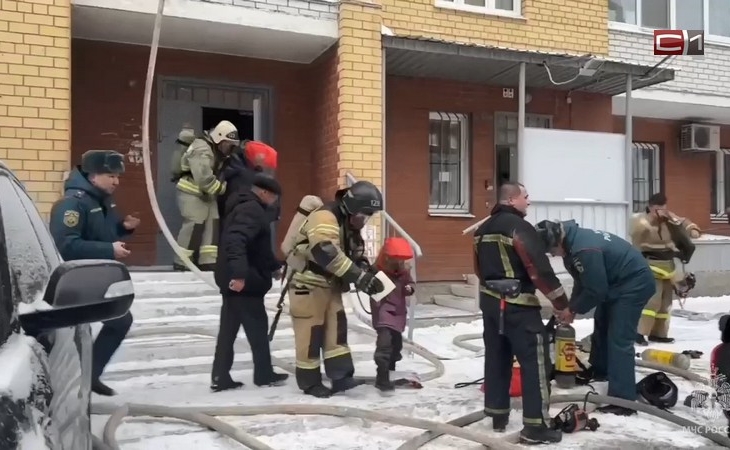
481, 279, 521, 334
552, 403, 599, 433
268, 272, 293, 342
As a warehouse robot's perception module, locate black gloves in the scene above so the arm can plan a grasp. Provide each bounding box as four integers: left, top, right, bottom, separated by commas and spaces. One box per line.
355, 270, 385, 296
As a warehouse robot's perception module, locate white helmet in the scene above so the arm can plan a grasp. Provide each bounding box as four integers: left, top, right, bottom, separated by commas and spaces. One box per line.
209, 120, 240, 145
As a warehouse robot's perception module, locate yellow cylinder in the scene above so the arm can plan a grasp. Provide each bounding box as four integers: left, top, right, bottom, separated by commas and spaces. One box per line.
639, 349, 691, 370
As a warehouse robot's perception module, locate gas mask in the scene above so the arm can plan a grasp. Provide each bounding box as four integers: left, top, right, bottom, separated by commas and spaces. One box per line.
348, 212, 372, 230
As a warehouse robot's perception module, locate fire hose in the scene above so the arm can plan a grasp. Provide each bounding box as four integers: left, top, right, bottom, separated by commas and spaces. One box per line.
90, 0, 730, 447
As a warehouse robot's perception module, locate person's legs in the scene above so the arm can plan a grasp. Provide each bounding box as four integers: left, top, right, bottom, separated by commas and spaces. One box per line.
239, 296, 288, 386
92, 312, 133, 396
211, 296, 244, 391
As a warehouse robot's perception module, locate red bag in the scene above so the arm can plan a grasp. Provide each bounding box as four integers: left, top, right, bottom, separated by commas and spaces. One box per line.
480, 364, 522, 397
244, 141, 277, 170
382, 237, 414, 260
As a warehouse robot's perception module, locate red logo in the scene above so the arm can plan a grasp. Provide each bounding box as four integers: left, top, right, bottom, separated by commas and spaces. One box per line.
654, 30, 705, 55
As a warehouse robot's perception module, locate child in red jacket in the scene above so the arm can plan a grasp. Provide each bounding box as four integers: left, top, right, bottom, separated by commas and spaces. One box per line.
370, 237, 415, 392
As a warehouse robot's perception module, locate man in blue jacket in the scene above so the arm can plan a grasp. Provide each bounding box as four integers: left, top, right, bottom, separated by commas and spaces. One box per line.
535, 220, 655, 416
49, 150, 140, 396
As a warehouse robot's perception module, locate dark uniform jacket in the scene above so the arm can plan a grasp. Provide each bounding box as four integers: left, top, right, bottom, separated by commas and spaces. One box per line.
215, 189, 281, 297
49, 168, 133, 261
474, 204, 568, 309
219, 152, 280, 223
561, 220, 653, 314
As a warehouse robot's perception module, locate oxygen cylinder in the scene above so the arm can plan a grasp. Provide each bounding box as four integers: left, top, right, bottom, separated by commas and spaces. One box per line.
638, 349, 691, 370
280, 195, 324, 272
554, 323, 577, 388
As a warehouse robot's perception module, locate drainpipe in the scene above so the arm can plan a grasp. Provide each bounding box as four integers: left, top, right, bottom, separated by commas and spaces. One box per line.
381, 47, 387, 238
624, 75, 634, 239
517, 63, 526, 182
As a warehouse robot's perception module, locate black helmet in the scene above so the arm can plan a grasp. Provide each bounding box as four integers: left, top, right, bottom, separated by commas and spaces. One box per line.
637, 372, 678, 409
341, 181, 383, 216
535, 220, 563, 249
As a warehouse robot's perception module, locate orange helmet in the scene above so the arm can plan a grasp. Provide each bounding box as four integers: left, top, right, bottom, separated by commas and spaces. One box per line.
244, 141, 277, 170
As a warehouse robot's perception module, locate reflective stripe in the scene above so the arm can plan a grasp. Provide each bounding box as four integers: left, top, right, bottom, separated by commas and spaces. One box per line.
641, 309, 656, 317
295, 360, 320, 370
199, 245, 217, 255
650, 265, 675, 280
176, 176, 223, 196
480, 286, 540, 307
535, 332, 550, 423
323, 348, 350, 360
474, 234, 516, 278
484, 407, 511, 414
292, 271, 331, 289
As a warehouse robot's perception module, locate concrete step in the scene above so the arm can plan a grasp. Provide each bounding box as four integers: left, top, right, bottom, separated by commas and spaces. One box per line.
432, 294, 479, 313
130, 295, 223, 320
449, 283, 476, 298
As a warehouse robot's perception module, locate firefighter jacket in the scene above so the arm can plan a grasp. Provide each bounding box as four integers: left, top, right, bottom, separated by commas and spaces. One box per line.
473, 204, 568, 309
176, 136, 225, 199
291, 202, 367, 290
629, 211, 698, 280
560, 220, 652, 315
49, 168, 133, 261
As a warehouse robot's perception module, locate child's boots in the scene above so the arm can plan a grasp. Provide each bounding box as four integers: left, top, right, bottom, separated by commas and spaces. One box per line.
375, 368, 395, 392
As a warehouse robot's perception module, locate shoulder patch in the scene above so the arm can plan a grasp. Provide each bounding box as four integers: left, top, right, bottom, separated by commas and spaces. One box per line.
573, 257, 584, 273
73, 190, 85, 199
63, 210, 80, 228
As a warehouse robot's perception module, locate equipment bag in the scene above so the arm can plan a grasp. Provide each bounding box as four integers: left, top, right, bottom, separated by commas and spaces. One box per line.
170, 127, 196, 182
280, 195, 324, 273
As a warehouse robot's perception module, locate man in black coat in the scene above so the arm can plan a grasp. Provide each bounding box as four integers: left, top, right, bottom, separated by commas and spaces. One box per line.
210, 173, 288, 392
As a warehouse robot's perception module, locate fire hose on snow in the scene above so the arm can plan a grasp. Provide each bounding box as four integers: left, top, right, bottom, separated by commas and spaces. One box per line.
88, 0, 730, 447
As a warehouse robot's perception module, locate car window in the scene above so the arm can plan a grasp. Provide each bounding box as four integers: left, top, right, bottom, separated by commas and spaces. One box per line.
0, 176, 59, 305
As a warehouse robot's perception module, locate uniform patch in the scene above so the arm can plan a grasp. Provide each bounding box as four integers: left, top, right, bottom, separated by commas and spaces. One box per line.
573, 258, 584, 273
63, 210, 80, 228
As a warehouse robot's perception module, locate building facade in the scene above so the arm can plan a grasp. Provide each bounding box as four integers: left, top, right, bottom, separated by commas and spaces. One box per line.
3, 0, 681, 280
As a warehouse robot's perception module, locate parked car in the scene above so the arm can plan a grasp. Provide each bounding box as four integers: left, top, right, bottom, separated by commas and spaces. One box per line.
0, 161, 134, 450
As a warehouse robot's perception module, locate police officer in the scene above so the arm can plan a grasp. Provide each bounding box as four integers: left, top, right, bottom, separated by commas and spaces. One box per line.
474, 182, 568, 444
174, 120, 239, 271
288, 181, 386, 398
49, 150, 139, 396
630, 193, 699, 345
535, 219, 656, 416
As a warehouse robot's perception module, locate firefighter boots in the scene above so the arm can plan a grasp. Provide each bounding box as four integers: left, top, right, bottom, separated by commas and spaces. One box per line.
519, 425, 562, 445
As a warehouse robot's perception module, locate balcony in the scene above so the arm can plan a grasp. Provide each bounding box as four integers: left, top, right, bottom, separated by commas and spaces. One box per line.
71, 0, 338, 63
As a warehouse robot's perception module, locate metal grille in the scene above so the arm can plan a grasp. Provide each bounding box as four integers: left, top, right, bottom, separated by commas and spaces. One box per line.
711, 149, 730, 215
429, 112, 470, 213
632, 142, 662, 213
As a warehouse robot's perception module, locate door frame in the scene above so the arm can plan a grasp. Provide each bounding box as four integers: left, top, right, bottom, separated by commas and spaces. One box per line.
493, 112, 553, 187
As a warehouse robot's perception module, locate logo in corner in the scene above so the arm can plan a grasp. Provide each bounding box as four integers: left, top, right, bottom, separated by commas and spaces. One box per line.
687, 374, 730, 422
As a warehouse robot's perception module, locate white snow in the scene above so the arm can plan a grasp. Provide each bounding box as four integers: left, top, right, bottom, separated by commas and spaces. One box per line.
696, 233, 730, 241
93, 282, 730, 449
17, 298, 53, 315
0, 334, 39, 400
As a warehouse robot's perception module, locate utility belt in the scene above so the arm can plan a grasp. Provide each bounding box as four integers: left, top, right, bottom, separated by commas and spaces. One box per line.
644, 258, 676, 281
642, 250, 676, 260
479, 285, 540, 307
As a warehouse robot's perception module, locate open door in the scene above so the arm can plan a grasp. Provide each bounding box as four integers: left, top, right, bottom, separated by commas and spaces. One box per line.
156, 100, 202, 265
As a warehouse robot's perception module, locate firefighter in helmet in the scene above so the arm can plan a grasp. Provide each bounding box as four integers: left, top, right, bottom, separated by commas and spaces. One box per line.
288, 181, 386, 398
174, 120, 239, 271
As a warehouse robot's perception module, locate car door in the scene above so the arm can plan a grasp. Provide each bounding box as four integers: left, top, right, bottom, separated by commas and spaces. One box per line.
0, 174, 93, 450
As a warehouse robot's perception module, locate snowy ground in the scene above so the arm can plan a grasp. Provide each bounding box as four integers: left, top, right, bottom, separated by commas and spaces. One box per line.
90, 274, 730, 449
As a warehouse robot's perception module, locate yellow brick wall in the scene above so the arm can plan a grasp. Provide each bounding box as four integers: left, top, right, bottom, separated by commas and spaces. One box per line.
381, 0, 608, 56
0, 0, 71, 217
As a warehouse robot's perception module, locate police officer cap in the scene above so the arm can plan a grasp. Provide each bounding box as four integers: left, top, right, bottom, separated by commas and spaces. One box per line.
81, 150, 125, 175
342, 181, 383, 216
535, 219, 563, 249
252, 173, 281, 196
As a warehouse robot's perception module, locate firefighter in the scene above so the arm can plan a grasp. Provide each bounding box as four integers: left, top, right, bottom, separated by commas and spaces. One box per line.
630, 193, 699, 345
535, 219, 655, 416
174, 120, 240, 271
49, 150, 139, 396
288, 181, 386, 398
474, 181, 569, 444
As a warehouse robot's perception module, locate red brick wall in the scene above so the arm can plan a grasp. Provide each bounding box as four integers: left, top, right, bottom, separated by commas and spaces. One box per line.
311, 45, 340, 199
386, 76, 612, 281
614, 117, 730, 235
71, 39, 318, 265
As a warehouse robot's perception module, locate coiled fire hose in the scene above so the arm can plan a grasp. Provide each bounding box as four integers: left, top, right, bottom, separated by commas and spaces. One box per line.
91, 0, 730, 447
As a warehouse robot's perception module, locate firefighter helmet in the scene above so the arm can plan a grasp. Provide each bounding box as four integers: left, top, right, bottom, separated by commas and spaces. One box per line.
341, 181, 383, 216
209, 120, 240, 145
535, 219, 563, 250
637, 372, 678, 409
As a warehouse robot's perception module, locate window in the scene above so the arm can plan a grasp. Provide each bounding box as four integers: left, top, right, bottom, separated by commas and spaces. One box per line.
434, 0, 521, 16
429, 112, 470, 214
494, 112, 552, 187
632, 143, 662, 213
710, 149, 730, 217
0, 176, 59, 305
610, 0, 730, 39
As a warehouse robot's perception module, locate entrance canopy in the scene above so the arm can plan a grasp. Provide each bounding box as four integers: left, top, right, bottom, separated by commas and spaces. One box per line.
383, 36, 675, 96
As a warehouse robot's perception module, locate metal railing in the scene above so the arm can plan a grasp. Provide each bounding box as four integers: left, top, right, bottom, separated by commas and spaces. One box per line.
345, 173, 423, 343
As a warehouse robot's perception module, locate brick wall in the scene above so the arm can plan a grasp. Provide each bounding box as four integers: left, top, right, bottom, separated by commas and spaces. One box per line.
381, 0, 608, 55
312, 46, 340, 198
610, 30, 730, 96
195, 0, 338, 20
0, 0, 71, 216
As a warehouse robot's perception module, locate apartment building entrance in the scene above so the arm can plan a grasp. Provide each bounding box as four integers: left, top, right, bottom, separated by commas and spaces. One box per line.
156, 78, 271, 265
494, 112, 552, 188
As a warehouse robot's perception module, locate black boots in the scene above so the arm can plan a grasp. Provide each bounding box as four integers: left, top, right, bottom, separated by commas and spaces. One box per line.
375, 369, 395, 392
331, 376, 365, 394
648, 335, 675, 343
305, 384, 333, 398
492, 414, 509, 432
254, 372, 289, 387
635, 334, 648, 346
210, 376, 244, 392
92, 380, 116, 397
519, 425, 563, 444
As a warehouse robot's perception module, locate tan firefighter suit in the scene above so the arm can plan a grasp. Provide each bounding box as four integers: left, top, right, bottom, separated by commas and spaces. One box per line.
288, 204, 367, 392
174, 121, 239, 270
630, 212, 700, 338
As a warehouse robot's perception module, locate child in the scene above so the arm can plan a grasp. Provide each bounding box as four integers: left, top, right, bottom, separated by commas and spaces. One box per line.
370, 237, 415, 392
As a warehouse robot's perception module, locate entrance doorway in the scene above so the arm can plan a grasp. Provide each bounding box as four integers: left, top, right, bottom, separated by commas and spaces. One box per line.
202, 107, 255, 141
494, 112, 553, 188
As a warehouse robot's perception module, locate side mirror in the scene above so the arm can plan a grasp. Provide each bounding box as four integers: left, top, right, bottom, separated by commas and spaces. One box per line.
19, 260, 134, 337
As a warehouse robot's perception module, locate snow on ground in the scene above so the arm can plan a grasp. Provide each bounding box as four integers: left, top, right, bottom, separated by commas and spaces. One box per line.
92, 287, 730, 449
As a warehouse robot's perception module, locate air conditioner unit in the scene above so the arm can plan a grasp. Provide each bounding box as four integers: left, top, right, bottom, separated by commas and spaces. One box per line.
680, 123, 721, 152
